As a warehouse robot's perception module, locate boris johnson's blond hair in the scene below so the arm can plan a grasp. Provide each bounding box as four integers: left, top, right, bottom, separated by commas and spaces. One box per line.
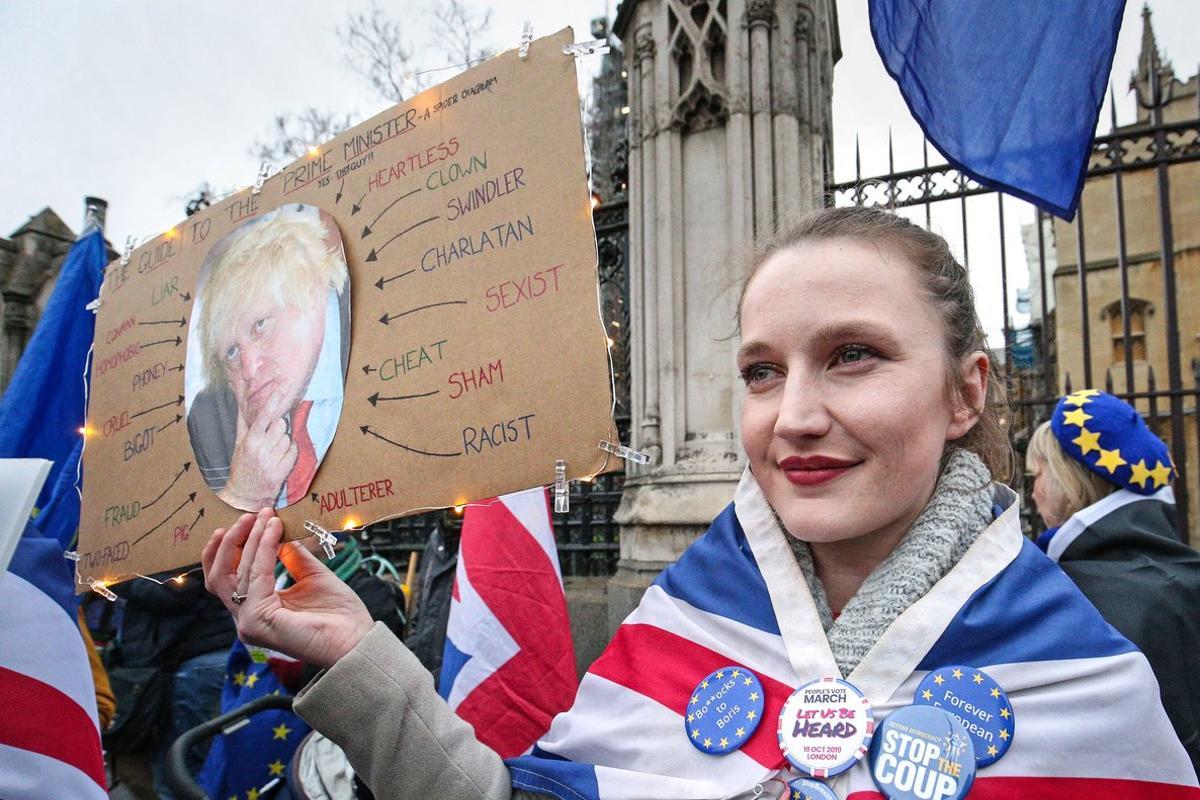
1026, 420, 1117, 522
197, 207, 347, 389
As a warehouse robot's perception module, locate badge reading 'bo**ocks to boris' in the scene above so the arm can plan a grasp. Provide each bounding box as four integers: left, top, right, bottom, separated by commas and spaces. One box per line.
913, 664, 1014, 767
777, 677, 874, 778
685, 666, 766, 754
869, 704, 975, 800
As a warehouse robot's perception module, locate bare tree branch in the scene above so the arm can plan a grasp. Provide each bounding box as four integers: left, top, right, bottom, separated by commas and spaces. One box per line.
430, 0, 493, 67
251, 108, 358, 167
338, 1, 425, 103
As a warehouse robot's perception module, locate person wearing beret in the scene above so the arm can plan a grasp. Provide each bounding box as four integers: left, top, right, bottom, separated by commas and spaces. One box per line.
1028, 389, 1200, 774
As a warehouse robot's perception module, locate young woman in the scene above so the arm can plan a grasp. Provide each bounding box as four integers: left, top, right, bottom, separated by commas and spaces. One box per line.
1027, 392, 1200, 775
203, 208, 1198, 798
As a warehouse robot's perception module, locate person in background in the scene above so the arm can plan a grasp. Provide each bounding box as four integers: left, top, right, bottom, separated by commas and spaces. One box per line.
78, 608, 115, 730
114, 569, 236, 799
1028, 389, 1200, 775
404, 508, 463, 679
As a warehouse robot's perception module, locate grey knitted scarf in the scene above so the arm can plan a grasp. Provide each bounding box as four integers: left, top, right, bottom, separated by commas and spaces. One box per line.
787, 449, 994, 677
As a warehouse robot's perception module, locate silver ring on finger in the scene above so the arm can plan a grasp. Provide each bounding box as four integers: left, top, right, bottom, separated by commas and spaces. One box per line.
231, 591, 247, 605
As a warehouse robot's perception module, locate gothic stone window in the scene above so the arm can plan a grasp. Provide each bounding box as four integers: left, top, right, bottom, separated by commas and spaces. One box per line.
1101, 298, 1152, 364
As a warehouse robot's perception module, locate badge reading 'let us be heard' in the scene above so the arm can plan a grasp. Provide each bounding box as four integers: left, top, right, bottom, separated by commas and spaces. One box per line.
869, 705, 975, 800
913, 665, 1014, 767
777, 677, 874, 778
685, 666, 765, 754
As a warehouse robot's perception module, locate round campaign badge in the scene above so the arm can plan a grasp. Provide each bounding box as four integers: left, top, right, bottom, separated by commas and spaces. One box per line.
777, 677, 874, 778
787, 777, 839, 800
684, 666, 765, 754
869, 705, 975, 800
914, 665, 1014, 767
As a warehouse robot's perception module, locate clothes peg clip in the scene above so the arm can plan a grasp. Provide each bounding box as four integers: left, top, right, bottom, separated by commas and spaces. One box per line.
563, 39, 610, 58
304, 520, 337, 559
85, 297, 102, 313
598, 439, 652, 465
120, 235, 135, 266
519, 21, 534, 59
63, 550, 82, 562
554, 458, 569, 513
90, 580, 117, 601
252, 162, 270, 195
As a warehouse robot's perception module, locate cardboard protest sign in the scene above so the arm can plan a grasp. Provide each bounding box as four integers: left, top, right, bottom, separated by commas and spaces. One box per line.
78, 28, 618, 587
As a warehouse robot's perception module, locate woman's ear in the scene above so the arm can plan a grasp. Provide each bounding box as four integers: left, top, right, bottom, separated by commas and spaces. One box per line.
948, 352, 989, 440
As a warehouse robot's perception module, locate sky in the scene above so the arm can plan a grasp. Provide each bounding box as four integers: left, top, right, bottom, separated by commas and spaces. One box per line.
2, 1, 1197, 342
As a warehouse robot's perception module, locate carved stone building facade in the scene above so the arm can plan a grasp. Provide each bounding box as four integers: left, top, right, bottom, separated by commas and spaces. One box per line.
610, 0, 839, 624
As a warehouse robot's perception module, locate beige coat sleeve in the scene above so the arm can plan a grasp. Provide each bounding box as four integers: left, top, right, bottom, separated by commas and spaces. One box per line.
293, 621, 548, 800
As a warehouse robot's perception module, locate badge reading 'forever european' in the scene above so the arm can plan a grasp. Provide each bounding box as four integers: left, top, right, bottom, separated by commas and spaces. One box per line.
777, 676, 874, 778
913, 664, 1014, 767
869, 705, 975, 800
685, 665, 765, 754
787, 777, 839, 800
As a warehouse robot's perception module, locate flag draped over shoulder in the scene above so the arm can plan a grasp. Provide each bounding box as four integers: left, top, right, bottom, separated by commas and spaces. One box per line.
198, 640, 311, 800
0, 228, 106, 545
439, 487, 578, 759
868, 0, 1126, 219
504, 470, 1200, 800
0, 522, 106, 800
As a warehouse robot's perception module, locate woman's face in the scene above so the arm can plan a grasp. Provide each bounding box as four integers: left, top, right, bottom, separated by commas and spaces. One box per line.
738, 238, 985, 548
1030, 459, 1069, 528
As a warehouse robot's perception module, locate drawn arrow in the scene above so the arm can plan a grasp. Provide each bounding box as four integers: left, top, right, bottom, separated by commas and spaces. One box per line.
168, 363, 184, 373
361, 187, 423, 238
130, 395, 184, 420
179, 292, 192, 303
360, 425, 460, 458
156, 414, 183, 433
365, 216, 440, 262
335, 178, 345, 204
143, 462, 191, 509
132, 492, 196, 546
379, 300, 466, 326
137, 316, 187, 328
311, 492, 319, 503
375, 269, 414, 290
185, 507, 205, 535
140, 335, 182, 349
368, 389, 439, 406
362, 364, 376, 376
351, 192, 367, 215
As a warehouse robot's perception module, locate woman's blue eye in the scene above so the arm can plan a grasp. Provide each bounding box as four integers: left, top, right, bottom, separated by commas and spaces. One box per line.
835, 345, 874, 365
739, 364, 777, 385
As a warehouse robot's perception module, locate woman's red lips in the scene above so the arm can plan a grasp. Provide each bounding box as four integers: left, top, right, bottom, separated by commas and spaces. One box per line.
778, 455, 860, 486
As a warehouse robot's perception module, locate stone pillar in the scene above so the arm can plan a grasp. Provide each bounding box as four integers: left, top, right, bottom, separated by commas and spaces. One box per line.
609, 0, 839, 629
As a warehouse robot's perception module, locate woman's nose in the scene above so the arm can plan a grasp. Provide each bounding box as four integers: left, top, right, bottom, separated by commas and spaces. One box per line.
773, 372, 833, 440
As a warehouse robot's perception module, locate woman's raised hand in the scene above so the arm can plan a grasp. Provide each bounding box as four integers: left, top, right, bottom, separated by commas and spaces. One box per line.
201, 509, 375, 669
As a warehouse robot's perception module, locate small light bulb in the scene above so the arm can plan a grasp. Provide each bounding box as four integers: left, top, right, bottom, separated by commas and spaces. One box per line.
453, 504, 465, 515
342, 516, 360, 530
164, 228, 178, 240
620, 106, 630, 115
307, 146, 321, 158
173, 575, 186, 584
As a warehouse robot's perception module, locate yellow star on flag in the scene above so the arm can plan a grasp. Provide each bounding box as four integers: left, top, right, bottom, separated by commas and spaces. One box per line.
1000, 707, 1011, 719
247, 790, 260, 800
268, 760, 285, 777
703, 738, 712, 748
1072, 428, 1101, 456
999, 729, 1010, 741
1150, 460, 1173, 488
736, 727, 746, 737
921, 689, 933, 700
1064, 389, 1100, 406
692, 729, 700, 739
990, 688, 1001, 699
272, 723, 292, 740
951, 668, 963, 679
229, 795, 239, 800
1095, 447, 1126, 474
1129, 459, 1153, 489
747, 710, 757, 720
933, 674, 945, 685
232, 671, 246, 687
987, 745, 999, 757
719, 737, 729, 748
972, 673, 984, 684
1061, 407, 1092, 427
794, 792, 802, 800
749, 691, 759, 702
244, 672, 260, 689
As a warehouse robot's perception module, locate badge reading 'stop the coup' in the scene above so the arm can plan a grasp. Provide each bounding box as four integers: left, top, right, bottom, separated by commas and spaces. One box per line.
684, 665, 765, 754
869, 705, 975, 800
